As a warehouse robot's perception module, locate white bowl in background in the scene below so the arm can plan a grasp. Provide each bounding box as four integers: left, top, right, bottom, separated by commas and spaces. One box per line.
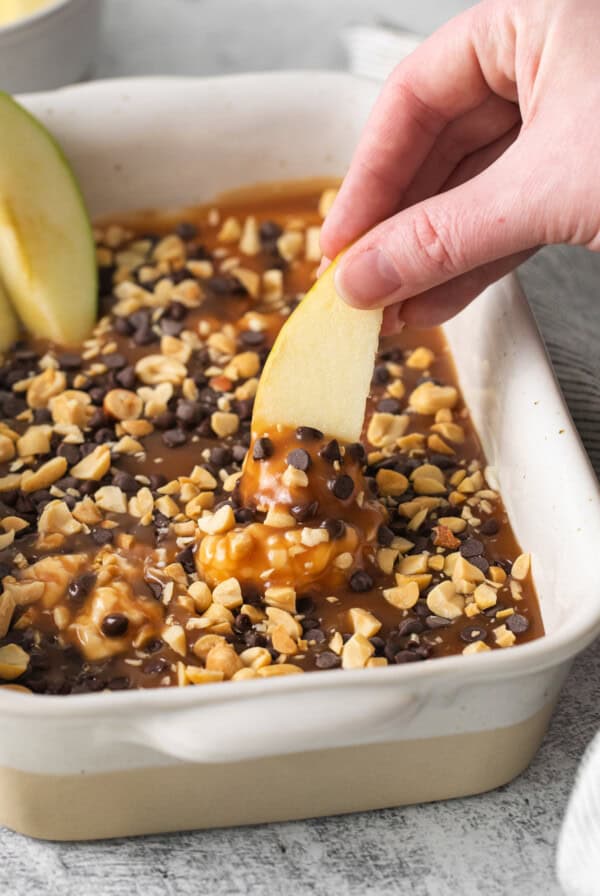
0, 74, 599, 840
0, 0, 101, 94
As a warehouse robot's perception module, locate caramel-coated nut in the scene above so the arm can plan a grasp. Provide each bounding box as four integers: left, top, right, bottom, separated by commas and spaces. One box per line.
103, 389, 143, 421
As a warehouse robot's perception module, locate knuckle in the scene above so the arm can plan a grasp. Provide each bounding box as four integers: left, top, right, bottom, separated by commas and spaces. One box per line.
409, 207, 462, 277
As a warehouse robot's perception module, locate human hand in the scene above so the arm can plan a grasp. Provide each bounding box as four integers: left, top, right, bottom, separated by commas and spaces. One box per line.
320, 0, 600, 329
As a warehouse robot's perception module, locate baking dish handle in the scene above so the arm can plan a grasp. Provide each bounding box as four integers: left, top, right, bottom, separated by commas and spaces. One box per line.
125, 683, 423, 763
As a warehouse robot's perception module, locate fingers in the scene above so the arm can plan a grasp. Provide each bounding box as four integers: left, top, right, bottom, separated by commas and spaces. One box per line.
381, 249, 535, 332
401, 94, 520, 208
321, 2, 506, 259
333, 143, 547, 310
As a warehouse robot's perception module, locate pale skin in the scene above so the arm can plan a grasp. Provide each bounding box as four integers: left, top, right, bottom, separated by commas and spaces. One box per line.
320, 0, 600, 331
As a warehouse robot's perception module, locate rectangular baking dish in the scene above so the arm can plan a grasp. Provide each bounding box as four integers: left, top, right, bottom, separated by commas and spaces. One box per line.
1, 73, 599, 841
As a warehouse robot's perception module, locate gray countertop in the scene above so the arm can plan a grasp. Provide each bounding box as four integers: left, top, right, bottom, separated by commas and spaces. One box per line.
2, 2, 600, 894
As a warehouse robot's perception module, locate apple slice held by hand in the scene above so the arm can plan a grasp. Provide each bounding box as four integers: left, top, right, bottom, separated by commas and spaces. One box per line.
0, 279, 19, 352
252, 257, 382, 443
0, 92, 96, 346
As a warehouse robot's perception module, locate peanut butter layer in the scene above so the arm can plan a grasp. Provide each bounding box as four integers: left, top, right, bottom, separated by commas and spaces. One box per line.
0, 185, 542, 694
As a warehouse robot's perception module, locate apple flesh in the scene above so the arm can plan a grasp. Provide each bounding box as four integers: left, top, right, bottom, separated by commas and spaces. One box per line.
0, 92, 96, 345
0, 278, 19, 352
252, 257, 382, 443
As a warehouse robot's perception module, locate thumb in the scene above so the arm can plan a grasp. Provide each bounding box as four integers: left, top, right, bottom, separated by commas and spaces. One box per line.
334, 147, 547, 309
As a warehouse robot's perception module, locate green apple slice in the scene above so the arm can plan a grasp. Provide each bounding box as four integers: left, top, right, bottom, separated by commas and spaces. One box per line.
0, 92, 96, 345
0, 278, 19, 352
252, 257, 382, 443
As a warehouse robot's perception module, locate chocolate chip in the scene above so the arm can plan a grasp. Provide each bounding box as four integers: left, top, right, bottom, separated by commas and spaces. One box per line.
176, 545, 195, 574
329, 474, 354, 501
394, 650, 422, 664
107, 676, 130, 690
33, 408, 52, 424
143, 656, 170, 675
320, 439, 341, 463
115, 366, 136, 389
149, 473, 167, 491
176, 399, 202, 427
377, 524, 395, 547
346, 442, 367, 465
233, 613, 252, 634
239, 330, 265, 347
234, 507, 255, 524
295, 426, 323, 441
286, 448, 311, 471
176, 221, 197, 240
304, 628, 326, 644
244, 630, 267, 649
232, 444, 248, 463
112, 471, 139, 494
397, 617, 425, 637
506, 613, 529, 634
480, 518, 500, 536
57, 352, 82, 370
349, 570, 373, 592
377, 398, 402, 414
101, 613, 129, 638
460, 625, 487, 643
372, 364, 389, 385
92, 528, 113, 545
113, 316, 133, 336
460, 538, 484, 558
315, 651, 341, 669
103, 353, 127, 370
206, 275, 247, 296
162, 428, 187, 448
425, 615, 452, 629
68, 572, 96, 602
57, 443, 81, 466
470, 555, 490, 574
160, 318, 184, 337
290, 500, 319, 522
253, 437, 274, 460
259, 220, 283, 242
153, 410, 177, 430
321, 518, 345, 540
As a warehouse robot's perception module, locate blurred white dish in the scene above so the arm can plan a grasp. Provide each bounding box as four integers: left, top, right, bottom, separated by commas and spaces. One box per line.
0, 0, 101, 94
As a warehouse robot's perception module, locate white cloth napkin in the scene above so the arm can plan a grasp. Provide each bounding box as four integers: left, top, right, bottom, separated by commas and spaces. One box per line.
343, 23, 600, 896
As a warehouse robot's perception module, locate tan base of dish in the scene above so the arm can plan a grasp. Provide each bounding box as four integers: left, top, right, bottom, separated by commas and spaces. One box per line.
0, 701, 554, 841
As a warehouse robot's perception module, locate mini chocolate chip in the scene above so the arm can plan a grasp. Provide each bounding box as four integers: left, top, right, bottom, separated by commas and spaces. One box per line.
295, 426, 323, 442
162, 428, 187, 448
101, 613, 129, 638
149, 473, 167, 491
103, 353, 127, 370
160, 318, 184, 337
470, 555, 490, 574
253, 437, 274, 460
320, 439, 341, 463
94, 427, 114, 445
57, 352, 82, 370
57, 443, 81, 466
304, 629, 326, 644
153, 410, 177, 430
33, 408, 52, 424
92, 528, 113, 545
460, 538, 484, 558
175, 221, 197, 240
377, 398, 402, 414
506, 613, 529, 634
115, 366, 137, 389
397, 617, 425, 637
68, 572, 96, 602
346, 442, 367, 465
113, 316, 133, 336
112, 471, 139, 494
210, 445, 233, 467
425, 615, 452, 630
244, 631, 267, 648
296, 595, 316, 615
206, 275, 247, 296
133, 324, 157, 346
176, 399, 202, 426
286, 448, 311, 471
259, 220, 283, 242
321, 518, 345, 540
232, 444, 248, 463
145, 580, 163, 600
349, 570, 373, 592
143, 656, 170, 675
329, 474, 354, 501
290, 501, 319, 522
394, 650, 422, 664
377, 524, 395, 547
240, 330, 265, 347
372, 364, 389, 385
233, 613, 252, 633
176, 545, 195, 574
480, 518, 500, 536
315, 651, 341, 670
460, 625, 487, 643
107, 676, 131, 691
234, 507, 255, 524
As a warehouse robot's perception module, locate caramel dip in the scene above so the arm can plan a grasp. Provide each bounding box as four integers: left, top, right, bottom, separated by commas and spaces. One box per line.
0, 185, 542, 694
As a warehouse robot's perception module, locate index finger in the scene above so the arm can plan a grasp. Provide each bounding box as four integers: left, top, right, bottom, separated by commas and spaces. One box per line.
320, 1, 502, 259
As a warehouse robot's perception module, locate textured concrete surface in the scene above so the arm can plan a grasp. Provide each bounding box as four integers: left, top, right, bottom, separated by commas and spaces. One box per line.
1, 2, 600, 894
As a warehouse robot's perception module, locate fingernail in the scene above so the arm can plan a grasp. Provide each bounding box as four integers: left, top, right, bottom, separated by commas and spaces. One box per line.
316, 256, 330, 277
335, 247, 402, 307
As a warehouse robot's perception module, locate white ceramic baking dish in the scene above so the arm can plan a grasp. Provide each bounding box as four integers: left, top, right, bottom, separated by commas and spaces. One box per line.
1, 74, 599, 841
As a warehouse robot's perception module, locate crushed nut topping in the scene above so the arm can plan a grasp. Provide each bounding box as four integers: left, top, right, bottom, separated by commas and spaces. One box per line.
0, 186, 540, 694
